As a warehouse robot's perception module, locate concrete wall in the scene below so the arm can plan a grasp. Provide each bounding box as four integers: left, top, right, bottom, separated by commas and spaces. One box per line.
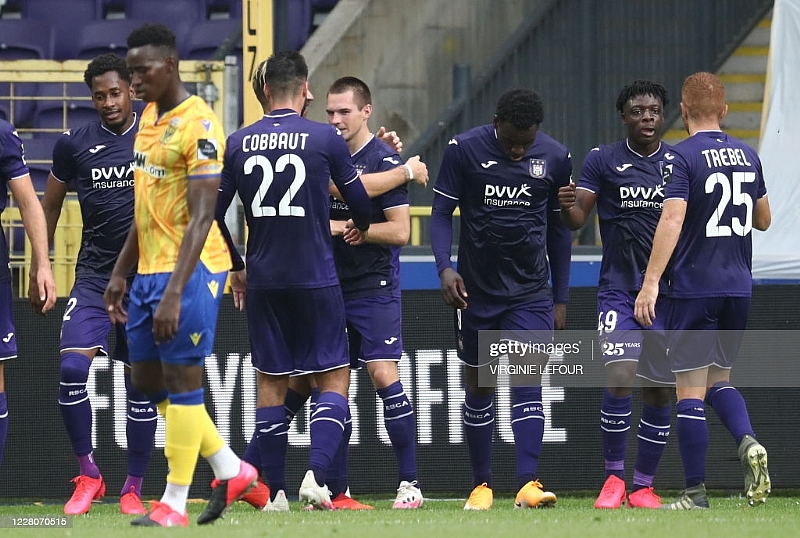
302, 0, 546, 145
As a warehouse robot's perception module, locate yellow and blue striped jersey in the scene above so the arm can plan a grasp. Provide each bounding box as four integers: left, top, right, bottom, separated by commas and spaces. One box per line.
133, 95, 230, 274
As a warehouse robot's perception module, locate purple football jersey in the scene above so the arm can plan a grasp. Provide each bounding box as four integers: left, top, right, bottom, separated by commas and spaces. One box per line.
219, 109, 372, 289
0, 120, 30, 283
432, 124, 572, 303
663, 131, 767, 297
50, 116, 138, 279
329, 135, 408, 299
579, 139, 670, 291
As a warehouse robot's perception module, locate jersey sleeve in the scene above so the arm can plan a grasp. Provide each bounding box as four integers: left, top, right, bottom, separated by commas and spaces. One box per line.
0, 122, 30, 180
432, 138, 464, 200
548, 147, 573, 211
50, 132, 76, 184
663, 151, 690, 202
328, 126, 359, 187
577, 147, 603, 194
377, 151, 409, 210
185, 116, 225, 180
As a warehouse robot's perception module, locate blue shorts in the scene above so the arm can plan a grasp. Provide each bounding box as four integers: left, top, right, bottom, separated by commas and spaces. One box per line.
456, 297, 554, 367
345, 295, 403, 368
0, 281, 16, 361
126, 263, 226, 365
246, 286, 349, 376
60, 277, 129, 363
598, 289, 672, 385
663, 296, 750, 372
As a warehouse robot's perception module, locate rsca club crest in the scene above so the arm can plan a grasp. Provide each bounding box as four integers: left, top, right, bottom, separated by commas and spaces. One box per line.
529, 158, 546, 179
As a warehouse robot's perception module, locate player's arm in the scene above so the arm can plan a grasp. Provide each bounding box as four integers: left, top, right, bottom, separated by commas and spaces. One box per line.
9, 174, 56, 314
431, 191, 467, 309
330, 155, 428, 200
344, 205, 409, 246
40, 173, 68, 245
547, 208, 572, 330
635, 198, 686, 327
105, 219, 138, 324
215, 158, 246, 310
559, 185, 596, 230
753, 195, 771, 231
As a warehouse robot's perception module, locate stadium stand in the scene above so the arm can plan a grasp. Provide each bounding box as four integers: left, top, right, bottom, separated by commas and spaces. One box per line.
33, 82, 95, 138
124, 0, 205, 47
182, 18, 242, 60
22, 0, 100, 60
74, 19, 148, 59
0, 19, 53, 126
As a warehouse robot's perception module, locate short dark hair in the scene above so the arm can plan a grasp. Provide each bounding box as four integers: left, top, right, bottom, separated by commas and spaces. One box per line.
261, 50, 307, 100
126, 23, 177, 53
616, 80, 669, 114
495, 89, 544, 130
328, 76, 372, 109
84, 53, 130, 89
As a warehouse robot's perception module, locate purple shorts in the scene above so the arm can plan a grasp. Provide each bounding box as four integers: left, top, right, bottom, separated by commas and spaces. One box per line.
0, 282, 16, 361
598, 289, 672, 384
345, 295, 403, 368
247, 286, 349, 376
663, 296, 750, 372
456, 297, 554, 367
60, 277, 129, 362
127, 263, 226, 365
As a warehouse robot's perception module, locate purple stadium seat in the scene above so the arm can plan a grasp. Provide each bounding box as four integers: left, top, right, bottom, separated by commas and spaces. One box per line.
75, 19, 148, 60
183, 18, 242, 60
22, 0, 101, 60
0, 20, 54, 126
19, 137, 57, 193
33, 82, 96, 138
0, 19, 55, 59
124, 0, 205, 47
205, 0, 241, 18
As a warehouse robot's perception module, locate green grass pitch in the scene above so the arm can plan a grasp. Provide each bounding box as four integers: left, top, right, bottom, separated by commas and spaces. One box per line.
1, 493, 797, 537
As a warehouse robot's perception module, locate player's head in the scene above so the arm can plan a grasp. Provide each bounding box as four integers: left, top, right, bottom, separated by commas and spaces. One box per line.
493, 89, 543, 161
616, 80, 668, 151
680, 71, 727, 128
125, 23, 179, 102
253, 57, 315, 117
84, 53, 135, 133
262, 50, 309, 110
326, 76, 372, 145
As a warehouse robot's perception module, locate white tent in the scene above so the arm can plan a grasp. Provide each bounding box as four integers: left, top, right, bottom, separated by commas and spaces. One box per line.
752, 0, 800, 281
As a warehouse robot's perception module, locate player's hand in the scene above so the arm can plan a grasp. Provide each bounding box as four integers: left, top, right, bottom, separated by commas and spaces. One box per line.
104, 275, 129, 324
558, 181, 577, 211
230, 269, 247, 311
554, 303, 567, 330
404, 155, 429, 188
343, 219, 368, 245
377, 126, 403, 153
330, 220, 347, 237
634, 281, 658, 327
153, 291, 181, 344
28, 264, 56, 315
439, 267, 468, 309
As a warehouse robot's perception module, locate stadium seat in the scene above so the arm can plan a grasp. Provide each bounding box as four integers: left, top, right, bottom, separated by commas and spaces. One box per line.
75, 19, 148, 60
0, 19, 55, 59
32, 82, 96, 138
124, 0, 205, 47
286, 0, 313, 50
21, 0, 101, 60
182, 18, 242, 60
0, 19, 54, 126
19, 136, 56, 193
205, 0, 241, 18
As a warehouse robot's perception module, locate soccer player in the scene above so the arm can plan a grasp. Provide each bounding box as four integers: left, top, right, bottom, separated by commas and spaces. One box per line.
322, 76, 422, 509
558, 80, 674, 509
103, 24, 256, 527
218, 61, 426, 512
634, 72, 772, 509
430, 89, 572, 510
0, 119, 56, 473
215, 50, 373, 511
40, 53, 157, 516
